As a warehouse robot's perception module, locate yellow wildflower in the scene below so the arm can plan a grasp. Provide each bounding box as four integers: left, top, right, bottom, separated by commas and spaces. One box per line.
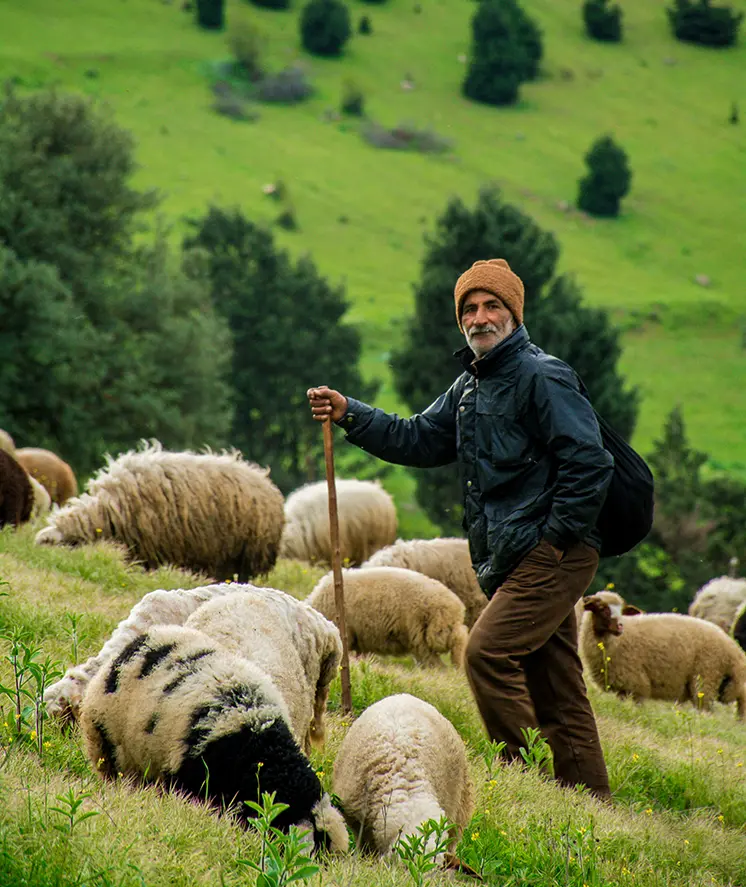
697, 692, 704, 699
632, 753, 639, 762
30, 730, 37, 741
606, 582, 615, 590
717, 815, 724, 823
471, 831, 480, 841
684, 840, 689, 846
717, 748, 724, 755
645, 808, 653, 816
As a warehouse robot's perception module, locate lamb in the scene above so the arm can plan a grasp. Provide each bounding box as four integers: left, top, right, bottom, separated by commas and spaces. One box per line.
332, 693, 473, 860
362, 538, 486, 628
0, 429, 14, 454
79, 624, 348, 852
306, 567, 468, 668
15, 447, 78, 506
0, 449, 33, 529
732, 601, 746, 653
184, 588, 342, 753
581, 593, 746, 718
280, 478, 397, 566
34, 442, 285, 582
689, 576, 746, 634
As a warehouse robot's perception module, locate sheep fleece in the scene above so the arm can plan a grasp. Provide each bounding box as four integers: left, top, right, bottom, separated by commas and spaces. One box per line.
689, 576, 746, 634
15, 447, 77, 506
0, 449, 33, 528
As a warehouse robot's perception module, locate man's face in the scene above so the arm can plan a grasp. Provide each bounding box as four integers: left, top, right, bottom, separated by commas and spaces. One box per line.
461, 290, 516, 358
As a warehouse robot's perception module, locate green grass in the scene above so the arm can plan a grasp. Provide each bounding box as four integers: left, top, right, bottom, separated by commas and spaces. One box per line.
1, 0, 745, 519
1, 523, 746, 885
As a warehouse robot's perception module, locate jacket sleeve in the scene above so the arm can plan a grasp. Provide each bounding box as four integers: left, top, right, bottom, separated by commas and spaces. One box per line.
526, 364, 614, 549
335, 381, 461, 469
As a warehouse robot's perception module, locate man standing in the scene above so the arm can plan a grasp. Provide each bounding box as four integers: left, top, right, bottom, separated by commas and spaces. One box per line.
307, 258, 614, 799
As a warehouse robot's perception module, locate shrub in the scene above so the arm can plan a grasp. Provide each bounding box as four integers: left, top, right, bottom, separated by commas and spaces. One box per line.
300, 0, 352, 56
340, 79, 365, 116
462, 0, 530, 106
228, 19, 264, 82
256, 66, 313, 103
196, 0, 224, 29
667, 0, 743, 47
362, 120, 453, 153
583, 0, 623, 42
248, 0, 291, 8
359, 14, 372, 33
212, 92, 258, 121
576, 135, 632, 217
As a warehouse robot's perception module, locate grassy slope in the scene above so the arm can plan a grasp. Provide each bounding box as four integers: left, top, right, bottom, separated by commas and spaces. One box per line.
1, 0, 745, 525
1, 528, 746, 886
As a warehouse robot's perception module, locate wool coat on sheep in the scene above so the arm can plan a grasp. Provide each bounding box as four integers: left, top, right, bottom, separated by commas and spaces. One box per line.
280, 478, 397, 567
29, 476, 52, 520
581, 597, 746, 718
689, 576, 746, 634
733, 601, 746, 653
362, 538, 486, 628
15, 447, 77, 506
333, 693, 473, 857
0, 450, 33, 529
35, 442, 285, 582
306, 567, 467, 668
0, 429, 15, 455
79, 624, 348, 851
185, 588, 342, 753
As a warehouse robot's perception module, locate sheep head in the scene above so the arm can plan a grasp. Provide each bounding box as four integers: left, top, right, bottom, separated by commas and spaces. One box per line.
583, 594, 626, 636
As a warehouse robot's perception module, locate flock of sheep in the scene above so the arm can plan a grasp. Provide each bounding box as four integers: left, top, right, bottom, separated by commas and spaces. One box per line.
2, 435, 746, 864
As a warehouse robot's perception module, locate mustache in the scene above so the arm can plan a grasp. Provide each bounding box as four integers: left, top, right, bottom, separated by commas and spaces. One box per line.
467, 323, 499, 337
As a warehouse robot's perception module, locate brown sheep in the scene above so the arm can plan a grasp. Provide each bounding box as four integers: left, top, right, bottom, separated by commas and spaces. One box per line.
0, 450, 33, 528
0, 429, 15, 455
15, 447, 78, 506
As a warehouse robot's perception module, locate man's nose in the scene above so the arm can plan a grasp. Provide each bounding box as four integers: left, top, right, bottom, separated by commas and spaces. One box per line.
474, 305, 490, 324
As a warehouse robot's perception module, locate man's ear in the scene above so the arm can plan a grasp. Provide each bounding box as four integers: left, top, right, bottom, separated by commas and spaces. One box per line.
622, 605, 643, 616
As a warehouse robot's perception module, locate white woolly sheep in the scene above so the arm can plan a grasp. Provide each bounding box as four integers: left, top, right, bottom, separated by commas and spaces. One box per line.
306, 567, 467, 668
581, 593, 746, 718
34, 442, 285, 582
79, 624, 348, 852
362, 538, 486, 628
280, 478, 397, 566
689, 576, 746, 634
28, 476, 51, 520
574, 589, 631, 634
185, 588, 342, 753
15, 447, 77, 506
0, 429, 14, 455
333, 693, 473, 860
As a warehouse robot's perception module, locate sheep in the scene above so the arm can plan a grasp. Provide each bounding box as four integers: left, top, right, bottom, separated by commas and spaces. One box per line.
733, 601, 746, 653
184, 588, 342, 753
574, 588, 629, 633
0, 449, 33, 529
0, 429, 14, 455
581, 593, 746, 718
362, 538, 486, 628
306, 567, 468, 668
35, 441, 285, 582
280, 478, 397, 567
29, 476, 52, 520
332, 693, 473, 860
15, 447, 77, 506
79, 624, 348, 852
689, 576, 746, 634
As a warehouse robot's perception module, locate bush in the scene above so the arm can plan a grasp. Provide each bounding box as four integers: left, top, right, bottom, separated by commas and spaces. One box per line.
196, 0, 224, 29
256, 66, 313, 103
583, 0, 623, 42
248, 0, 291, 8
362, 120, 453, 153
300, 0, 352, 57
212, 92, 259, 121
577, 135, 632, 217
228, 19, 264, 81
340, 79, 365, 116
462, 1, 531, 106
358, 14, 372, 34
667, 0, 743, 47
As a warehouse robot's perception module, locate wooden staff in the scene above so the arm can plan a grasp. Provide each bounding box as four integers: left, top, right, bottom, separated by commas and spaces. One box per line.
322, 417, 352, 714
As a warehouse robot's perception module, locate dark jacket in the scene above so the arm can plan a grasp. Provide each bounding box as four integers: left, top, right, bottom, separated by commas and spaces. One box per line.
337, 326, 614, 597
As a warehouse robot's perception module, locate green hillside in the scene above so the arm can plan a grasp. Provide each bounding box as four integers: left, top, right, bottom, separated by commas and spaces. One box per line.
2, 0, 744, 492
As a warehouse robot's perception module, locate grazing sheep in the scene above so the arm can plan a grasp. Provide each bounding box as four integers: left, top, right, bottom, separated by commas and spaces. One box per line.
0, 429, 14, 455
333, 693, 473, 860
581, 593, 746, 718
35, 442, 285, 582
185, 588, 342, 753
0, 449, 33, 529
280, 478, 397, 566
15, 447, 77, 506
362, 538, 486, 628
79, 625, 348, 851
574, 588, 630, 633
689, 576, 746, 634
733, 601, 746, 653
306, 567, 467, 668
29, 476, 52, 520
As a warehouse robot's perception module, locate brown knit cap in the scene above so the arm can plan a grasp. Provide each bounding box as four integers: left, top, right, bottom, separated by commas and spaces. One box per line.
454, 258, 525, 332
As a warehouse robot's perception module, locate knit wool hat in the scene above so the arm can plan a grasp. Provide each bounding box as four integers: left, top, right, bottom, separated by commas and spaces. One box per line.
454, 258, 525, 332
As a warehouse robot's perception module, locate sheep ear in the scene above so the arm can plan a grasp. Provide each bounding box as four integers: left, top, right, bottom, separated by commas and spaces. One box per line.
622, 605, 643, 616
583, 595, 602, 612
311, 794, 349, 854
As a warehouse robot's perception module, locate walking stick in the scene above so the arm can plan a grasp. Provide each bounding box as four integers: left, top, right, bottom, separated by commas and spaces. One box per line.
322, 417, 353, 714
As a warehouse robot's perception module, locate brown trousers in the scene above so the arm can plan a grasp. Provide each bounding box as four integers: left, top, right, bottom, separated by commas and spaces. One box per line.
465, 538, 610, 798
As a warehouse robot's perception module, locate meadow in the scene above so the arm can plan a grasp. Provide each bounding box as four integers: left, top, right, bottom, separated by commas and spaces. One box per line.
1, 524, 746, 886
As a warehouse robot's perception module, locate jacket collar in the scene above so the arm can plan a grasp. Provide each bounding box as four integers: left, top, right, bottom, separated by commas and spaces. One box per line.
455, 325, 530, 376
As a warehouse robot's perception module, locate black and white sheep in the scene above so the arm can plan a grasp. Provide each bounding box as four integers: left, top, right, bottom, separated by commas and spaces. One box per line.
35, 442, 285, 582
362, 538, 486, 628
280, 478, 397, 566
332, 693, 473, 859
79, 624, 349, 851
689, 576, 746, 635
306, 567, 468, 668
581, 593, 746, 718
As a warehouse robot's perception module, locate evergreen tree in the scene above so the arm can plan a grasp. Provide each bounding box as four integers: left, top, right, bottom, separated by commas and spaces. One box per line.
300, 0, 352, 57
577, 134, 632, 217
506, 0, 544, 80
184, 207, 375, 492
462, 1, 531, 106
583, 0, 623, 42
667, 0, 743, 48
390, 186, 639, 533
196, 0, 225, 29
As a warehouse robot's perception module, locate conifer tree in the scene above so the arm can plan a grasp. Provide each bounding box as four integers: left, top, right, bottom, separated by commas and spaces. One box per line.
577, 135, 632, 217
667, 0, 743, 48
300, 0, 352, 56
196, 0, 225, 29
583, 0, 623, 42
462, 1, 530, 106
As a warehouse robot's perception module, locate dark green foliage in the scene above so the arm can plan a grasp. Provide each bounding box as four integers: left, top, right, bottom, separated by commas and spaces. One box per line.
196, 0, 225, 29
184, 207, 376, 492
300, 0, 352, 57
577, 135, 632, 218
583, 0, 623, 42
0, 86, 232, 474
341, 80, 365, 116
667, 0, 743, 48
358, 15, 372, 34
462, 1, 530, 106
507, 0, 544, 80
390, 186, 638, 533
248, 0, 291, 9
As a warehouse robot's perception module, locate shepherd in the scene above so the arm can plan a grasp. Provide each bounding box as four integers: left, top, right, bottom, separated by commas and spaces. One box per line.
307, 258, 616, 800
